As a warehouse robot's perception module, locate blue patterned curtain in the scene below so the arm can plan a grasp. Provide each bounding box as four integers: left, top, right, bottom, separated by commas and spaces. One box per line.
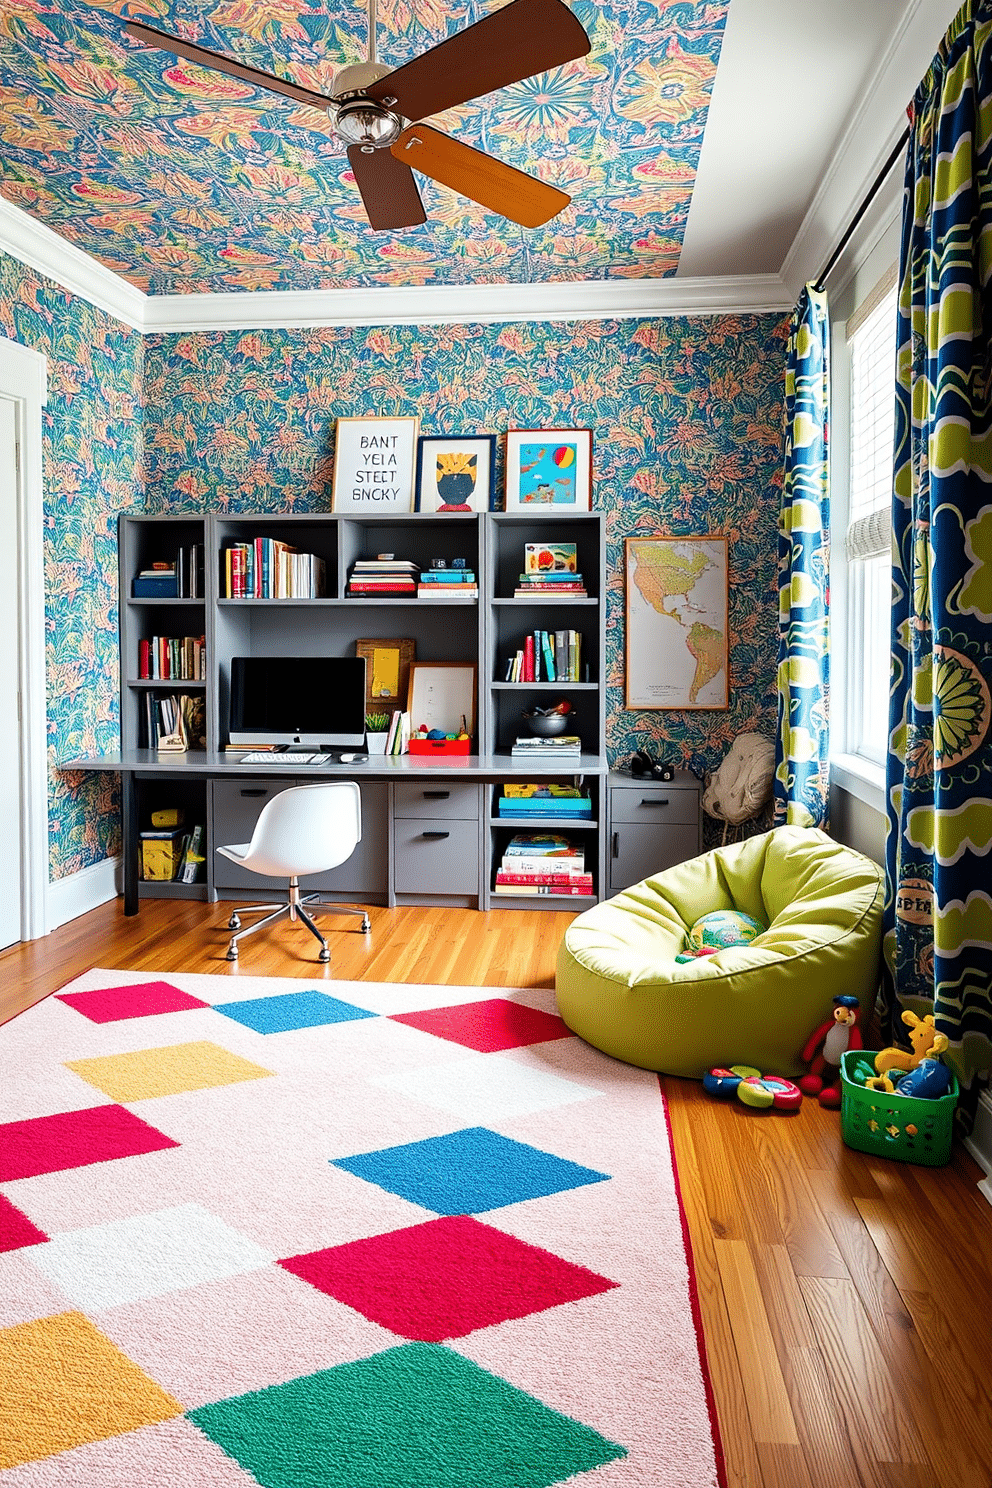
773, 285, 830, 828
883, 0, 992, 1108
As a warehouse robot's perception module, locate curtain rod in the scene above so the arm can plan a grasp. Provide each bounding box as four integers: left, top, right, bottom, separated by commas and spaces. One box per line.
812, 125, 910, 292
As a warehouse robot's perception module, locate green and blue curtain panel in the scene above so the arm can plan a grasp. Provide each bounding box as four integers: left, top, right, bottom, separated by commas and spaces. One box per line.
884, 0, 992, 1104
773, 284, 830, 828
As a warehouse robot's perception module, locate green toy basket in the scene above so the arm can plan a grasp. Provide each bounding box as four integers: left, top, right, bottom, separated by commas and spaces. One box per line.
840, 1051, 958, 1167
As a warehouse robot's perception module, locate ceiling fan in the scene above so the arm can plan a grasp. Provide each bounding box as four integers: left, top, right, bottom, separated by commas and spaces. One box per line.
123, 0, 591, 232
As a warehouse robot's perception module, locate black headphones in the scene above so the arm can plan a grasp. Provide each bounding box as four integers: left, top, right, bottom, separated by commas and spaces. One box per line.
629, 750, 675, 781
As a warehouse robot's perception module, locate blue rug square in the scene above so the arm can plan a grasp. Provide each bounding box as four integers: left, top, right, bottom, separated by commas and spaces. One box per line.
213, 990, 376, 1035
331, 1126, 610, 1214
187, 1342, 626, 1488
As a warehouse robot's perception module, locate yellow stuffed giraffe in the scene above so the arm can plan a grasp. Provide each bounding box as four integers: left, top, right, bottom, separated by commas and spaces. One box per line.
865, 1010, 949, 1092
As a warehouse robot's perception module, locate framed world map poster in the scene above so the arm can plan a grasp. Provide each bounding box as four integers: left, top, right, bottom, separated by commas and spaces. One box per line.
625, 536, 729, 709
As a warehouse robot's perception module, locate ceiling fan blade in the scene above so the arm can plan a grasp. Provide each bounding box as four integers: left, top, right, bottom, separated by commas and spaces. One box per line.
392, 124, 570, 228
123, 20, 334, 112
367, 0, 590, 124
348, 146, 427, 231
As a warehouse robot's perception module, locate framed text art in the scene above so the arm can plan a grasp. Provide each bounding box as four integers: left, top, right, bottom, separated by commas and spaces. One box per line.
504, 428, 592, 512
331, 416, 419, 513
415, 434, 496, 513
624, 535, 729, 709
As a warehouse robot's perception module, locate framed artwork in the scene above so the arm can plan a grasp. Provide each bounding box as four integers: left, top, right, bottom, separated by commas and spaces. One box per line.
415, 434, 496, 512
503, 428, 592, 512
354, 637, 415, 715
407, 662, 477, 736
331, 416, 419, 513
625, 536, 729, 710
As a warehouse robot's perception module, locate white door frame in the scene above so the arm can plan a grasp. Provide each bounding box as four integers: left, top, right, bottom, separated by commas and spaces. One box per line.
0, 335, 49, 940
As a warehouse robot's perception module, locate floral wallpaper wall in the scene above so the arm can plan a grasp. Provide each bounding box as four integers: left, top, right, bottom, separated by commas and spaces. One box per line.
1, 0, 728, 293
0, 250, 143, 879
146, 313, 788, 778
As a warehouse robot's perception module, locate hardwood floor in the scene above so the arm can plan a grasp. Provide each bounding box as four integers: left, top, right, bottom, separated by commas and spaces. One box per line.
2, 897, 991, 1488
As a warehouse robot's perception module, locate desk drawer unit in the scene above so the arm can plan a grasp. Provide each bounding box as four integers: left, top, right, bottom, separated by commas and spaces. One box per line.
610, 787, 700, 826
607, 776, 701, 895
211, 778, 387, 897
393, 817, 479, 897
392, 783, 479, 820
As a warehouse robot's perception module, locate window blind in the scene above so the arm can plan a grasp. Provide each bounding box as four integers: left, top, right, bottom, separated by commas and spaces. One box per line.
846, 284, 898, 560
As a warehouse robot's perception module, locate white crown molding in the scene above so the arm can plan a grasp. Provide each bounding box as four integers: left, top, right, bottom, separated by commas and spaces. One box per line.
140, 273, 791, 333
0, 197, 145, 331
781, 0, 963, 300
1, 192, 791, 332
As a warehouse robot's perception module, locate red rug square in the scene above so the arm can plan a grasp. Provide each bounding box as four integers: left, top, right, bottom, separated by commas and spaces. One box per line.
389, 998, 570, 1052
279, 1214, 617, 1342
56, 980, 210, 1023
0, 1194, 47, 1252
0, 1105, 180, 1182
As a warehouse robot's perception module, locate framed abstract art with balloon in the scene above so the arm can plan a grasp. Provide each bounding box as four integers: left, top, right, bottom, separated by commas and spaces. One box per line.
503, 428, 592, 511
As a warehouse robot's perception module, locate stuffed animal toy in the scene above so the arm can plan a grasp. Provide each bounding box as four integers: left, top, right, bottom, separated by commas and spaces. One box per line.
864, 1010, 949, 1093
799, 994, 862, 1108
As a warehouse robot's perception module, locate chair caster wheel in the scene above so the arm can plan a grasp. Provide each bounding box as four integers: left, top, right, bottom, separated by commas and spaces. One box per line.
318, 948, 330, 963
226, 945, 239, 961
228, 915, 241, 930
360, 916, 371, 933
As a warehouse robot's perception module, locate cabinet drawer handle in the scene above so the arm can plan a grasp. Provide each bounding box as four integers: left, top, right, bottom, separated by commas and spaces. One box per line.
421, 830, 450, 840
612, 832, 619, 858
423, 790, 450, 799
639, 798, 669, 807
240, 789, 267, 797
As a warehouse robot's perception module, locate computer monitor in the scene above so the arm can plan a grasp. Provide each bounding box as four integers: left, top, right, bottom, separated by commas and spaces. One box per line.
228, 656, 367, 749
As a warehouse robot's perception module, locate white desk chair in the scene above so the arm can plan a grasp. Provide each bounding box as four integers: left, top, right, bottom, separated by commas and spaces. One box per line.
215, 782, 371, 963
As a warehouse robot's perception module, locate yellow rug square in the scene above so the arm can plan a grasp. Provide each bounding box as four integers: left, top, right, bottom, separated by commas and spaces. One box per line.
0, 1311, 184, 1468
65, 1041, 273, 1102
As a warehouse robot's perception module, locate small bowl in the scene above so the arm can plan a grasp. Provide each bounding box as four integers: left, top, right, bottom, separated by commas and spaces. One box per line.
524, 711, 570, 737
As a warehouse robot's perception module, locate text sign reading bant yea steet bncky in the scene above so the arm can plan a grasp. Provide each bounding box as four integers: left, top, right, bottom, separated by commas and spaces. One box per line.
332, 417, 419, 513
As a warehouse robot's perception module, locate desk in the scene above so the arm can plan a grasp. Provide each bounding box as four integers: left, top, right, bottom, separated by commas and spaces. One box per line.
65, 751, 610, 916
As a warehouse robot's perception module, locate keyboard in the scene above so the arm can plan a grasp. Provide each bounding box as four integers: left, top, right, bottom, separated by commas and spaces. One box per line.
235, 752, 333, 765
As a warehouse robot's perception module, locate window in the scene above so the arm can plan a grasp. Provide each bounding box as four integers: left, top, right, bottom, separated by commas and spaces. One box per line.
845, 276, 897, 766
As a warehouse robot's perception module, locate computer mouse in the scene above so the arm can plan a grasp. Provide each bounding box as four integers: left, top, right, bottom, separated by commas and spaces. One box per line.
337, 752, 367, 764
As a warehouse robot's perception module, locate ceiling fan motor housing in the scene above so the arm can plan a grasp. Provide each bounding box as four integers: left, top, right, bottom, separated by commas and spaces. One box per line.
330, 62, 402, 151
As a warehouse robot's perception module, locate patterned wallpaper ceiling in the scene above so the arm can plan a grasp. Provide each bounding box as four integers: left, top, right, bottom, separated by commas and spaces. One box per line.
0, 0, 729, 295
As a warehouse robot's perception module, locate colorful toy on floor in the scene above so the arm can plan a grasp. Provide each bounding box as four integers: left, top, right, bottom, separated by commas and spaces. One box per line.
864, 1010, 949, 1092
799, 993, 862, 1108
703, 1065, 802, 1111
675, 909, 767, 963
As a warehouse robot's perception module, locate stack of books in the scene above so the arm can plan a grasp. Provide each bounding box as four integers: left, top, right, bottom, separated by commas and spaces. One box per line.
505, 630, 582, 681
417, 559, 478, 598
497, 783, 593, 819
514, 541, 587, 598
223, 540, 325, 599
510, 734, 582, 763
347, 558, 419, 596
493, 832, 593, 896
139, 822, 205, 883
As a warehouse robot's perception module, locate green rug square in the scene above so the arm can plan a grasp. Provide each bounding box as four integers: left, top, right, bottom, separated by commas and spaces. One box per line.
188, 1341, 626, 1488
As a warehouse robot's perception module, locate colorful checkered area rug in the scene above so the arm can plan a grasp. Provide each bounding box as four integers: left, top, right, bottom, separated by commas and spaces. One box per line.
0, 969, 723, 1488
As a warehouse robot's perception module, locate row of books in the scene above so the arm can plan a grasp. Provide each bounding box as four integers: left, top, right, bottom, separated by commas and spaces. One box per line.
137, 635, 206, 681
139, 823, 205, 883
510, 734, 582, 762
140, 691, 206, 750
497, 784, 592, 818
131, 544, 205, 599
492, 831, 593, 897
505, 630, 583, 682
514, 570, 587, 598
223, 540, 326, 599
384, 710, 412, 754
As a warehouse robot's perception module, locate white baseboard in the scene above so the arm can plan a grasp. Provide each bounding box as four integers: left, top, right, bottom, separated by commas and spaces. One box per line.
46, 855, 122, 931
964, 1091, 992, 1211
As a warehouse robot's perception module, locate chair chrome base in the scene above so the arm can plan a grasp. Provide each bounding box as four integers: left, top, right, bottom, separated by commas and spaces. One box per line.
225, 878, 371, 962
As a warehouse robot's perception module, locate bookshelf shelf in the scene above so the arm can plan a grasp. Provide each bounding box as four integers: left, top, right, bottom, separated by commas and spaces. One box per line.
127, 678, 207, 689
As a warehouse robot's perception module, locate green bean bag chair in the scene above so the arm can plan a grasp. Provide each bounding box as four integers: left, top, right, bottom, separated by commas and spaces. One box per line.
556, 826, 884, 1078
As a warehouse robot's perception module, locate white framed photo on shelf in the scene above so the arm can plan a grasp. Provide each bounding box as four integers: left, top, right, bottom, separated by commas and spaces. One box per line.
503, 428, 592, 511
331, 416, 419, 513
407, 662, 477, 737
624, 535, 729, 709
415, 434, 496, 513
